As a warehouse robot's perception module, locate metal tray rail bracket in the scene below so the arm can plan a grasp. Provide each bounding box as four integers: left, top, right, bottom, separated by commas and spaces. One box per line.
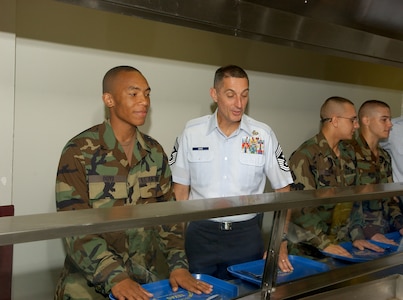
261, 209, 287, 299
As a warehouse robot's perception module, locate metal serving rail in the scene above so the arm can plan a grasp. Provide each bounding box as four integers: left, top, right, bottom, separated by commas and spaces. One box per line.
1, 182, 403, 299
244, 252, 403, 299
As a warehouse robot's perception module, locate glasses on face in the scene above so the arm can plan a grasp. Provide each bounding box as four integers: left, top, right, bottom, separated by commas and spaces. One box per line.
337, 116, 358, 123
321, 116, 358, 124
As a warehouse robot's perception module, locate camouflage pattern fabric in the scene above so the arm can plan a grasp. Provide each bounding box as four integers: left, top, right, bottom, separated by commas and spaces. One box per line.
348, 133, 403, 240
54, 120, 188, 299
288, 132, 357, 254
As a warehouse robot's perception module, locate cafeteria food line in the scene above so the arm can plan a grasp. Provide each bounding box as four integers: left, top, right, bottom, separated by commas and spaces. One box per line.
1, 182, 403, 299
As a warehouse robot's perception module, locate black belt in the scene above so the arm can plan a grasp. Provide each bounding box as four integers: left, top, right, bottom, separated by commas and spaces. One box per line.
191, 216, 258, 231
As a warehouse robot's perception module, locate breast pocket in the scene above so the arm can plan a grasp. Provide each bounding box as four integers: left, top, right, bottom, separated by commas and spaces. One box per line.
344, 167, 357, 186
88, 175, 128, 207
188, 150, 214, 187
317, 168, 335, 188
139, 175, 159, 199
239, 153, 265, 187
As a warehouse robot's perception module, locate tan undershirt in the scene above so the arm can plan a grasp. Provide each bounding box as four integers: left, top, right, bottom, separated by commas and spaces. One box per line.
120, 137, 135, 166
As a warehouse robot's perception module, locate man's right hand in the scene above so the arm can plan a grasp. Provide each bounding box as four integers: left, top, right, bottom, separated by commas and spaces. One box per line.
323, 244, 353, 258
353, 239, 386, 252
278, 241, 294, 273
111, 278, 153, 300
370, 233, 398, 246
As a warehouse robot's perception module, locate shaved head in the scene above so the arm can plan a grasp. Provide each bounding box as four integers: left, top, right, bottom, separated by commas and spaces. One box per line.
320, 96, 355, 121
103, 66, 141, 94
358, 100, 390, 120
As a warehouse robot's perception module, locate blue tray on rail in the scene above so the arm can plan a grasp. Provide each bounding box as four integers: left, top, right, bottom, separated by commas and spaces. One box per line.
321, 231, 402, 263
109, 274, 238, 300
227, 255, 329, 286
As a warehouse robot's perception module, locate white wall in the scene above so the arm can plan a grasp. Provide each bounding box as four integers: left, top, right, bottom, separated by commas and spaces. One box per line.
7, 37, 403, 299
0, 31, 15, 206
1, 1, 403, 298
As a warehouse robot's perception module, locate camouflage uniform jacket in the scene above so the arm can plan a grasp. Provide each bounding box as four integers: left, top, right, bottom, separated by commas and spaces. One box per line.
288, 132, 357, 252
349, 133, 403, 240
55, 120, 187, 298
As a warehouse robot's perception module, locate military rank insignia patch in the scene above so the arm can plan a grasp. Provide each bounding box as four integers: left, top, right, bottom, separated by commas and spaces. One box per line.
275, 144, 290, 171
169, 137, 179, 165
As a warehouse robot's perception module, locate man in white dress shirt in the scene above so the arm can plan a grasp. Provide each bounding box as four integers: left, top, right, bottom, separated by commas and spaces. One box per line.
381, 116, 403, 182
380, 115, 403, 209
169, 65, 293, 279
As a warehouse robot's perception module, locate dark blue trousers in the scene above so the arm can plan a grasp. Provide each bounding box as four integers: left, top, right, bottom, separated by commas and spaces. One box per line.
185, 216, 264, 280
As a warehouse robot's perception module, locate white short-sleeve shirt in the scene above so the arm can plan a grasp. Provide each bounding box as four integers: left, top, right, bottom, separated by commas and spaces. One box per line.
169, 111, 293, 222
380, 116, 403, 182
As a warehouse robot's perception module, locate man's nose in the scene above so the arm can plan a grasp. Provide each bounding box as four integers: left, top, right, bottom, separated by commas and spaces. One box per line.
139, 93, 150, 105
234, 96, 243, 107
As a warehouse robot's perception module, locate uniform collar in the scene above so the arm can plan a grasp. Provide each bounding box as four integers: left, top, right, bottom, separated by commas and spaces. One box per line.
316, 131, 339, 157
355, 132, 369, 149
355, 132, 380, 159
207, 109, 252, 136
101, 119, 150, 153
316, 131, 331, 148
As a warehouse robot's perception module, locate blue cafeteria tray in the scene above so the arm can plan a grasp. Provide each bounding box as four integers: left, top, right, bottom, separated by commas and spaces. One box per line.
109, 274, 238, 300
383, 231, 402, 251
227, 255, 329, 286
321, 231, 402, 263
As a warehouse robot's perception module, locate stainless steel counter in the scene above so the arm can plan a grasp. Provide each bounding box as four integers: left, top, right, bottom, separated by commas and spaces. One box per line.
241, 251, 403, 299
1, 182, 403, 299
1, 183, 403, 246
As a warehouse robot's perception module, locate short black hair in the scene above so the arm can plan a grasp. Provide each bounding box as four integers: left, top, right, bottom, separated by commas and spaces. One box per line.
358, 100, 390, 119
320, 96, 354, 121
102, 66, 140, 93
213, 65, 249, 88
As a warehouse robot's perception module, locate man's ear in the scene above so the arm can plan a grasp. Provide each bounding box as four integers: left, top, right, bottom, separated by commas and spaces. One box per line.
102, 93, 114, 108
361, 115, 370, 126
330, 116, 338, 127
210, 87, 218, 103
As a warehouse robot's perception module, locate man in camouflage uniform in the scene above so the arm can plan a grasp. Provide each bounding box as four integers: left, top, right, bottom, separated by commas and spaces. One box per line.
349, 100, 403, 243
54, 66, 212, 299
288, 96, 360, 257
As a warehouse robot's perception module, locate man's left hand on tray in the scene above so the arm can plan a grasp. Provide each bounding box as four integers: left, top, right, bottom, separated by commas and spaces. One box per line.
169, 268, 213, 295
